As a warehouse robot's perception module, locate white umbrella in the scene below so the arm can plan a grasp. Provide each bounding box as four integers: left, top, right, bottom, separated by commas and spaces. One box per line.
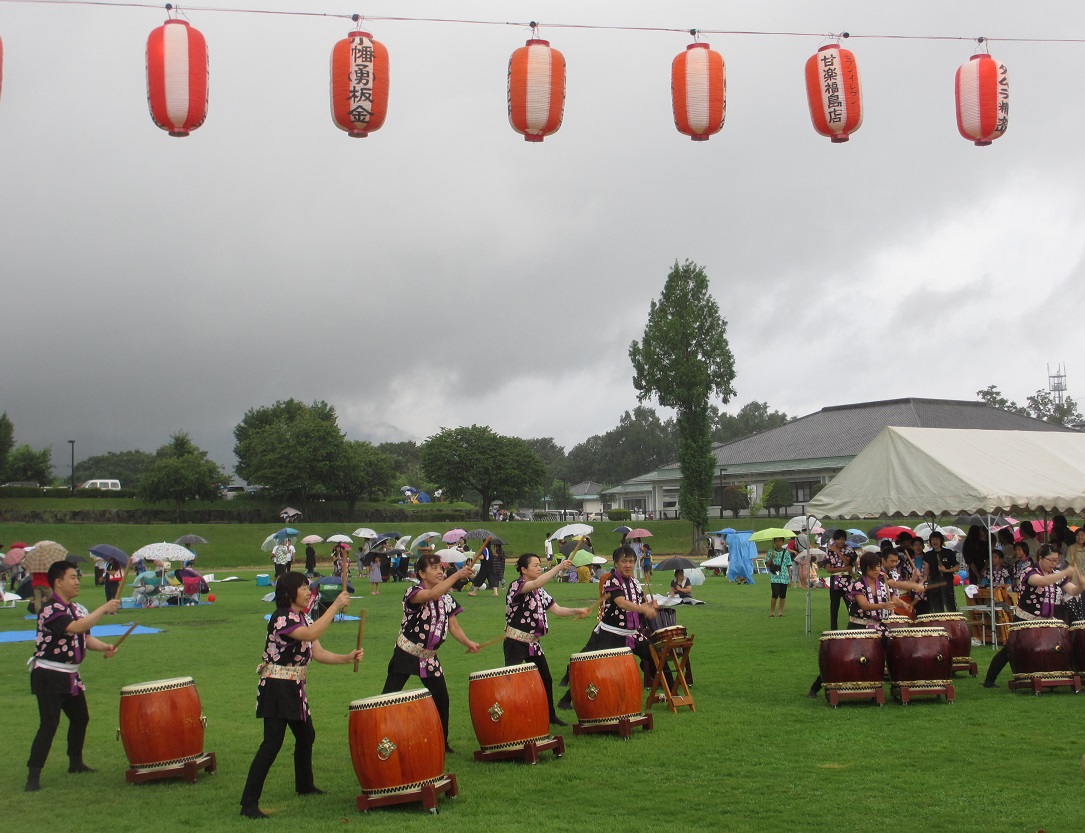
261, 534, 277, 552
327, 533, 353, 544
784, 515, 822, 533
685, 567, 706, 586
352, 528, 378, 539
133, 542, 192, 563
410, 532, 441, 551
553, 522, 593, 540
701, 554, 729, 568
300, 535, 324, 545
590, 555, 608, 565
941, 525, 966, 538
395, 535, 412, 550
913, 523, 945, 539
435, 548, 467, 564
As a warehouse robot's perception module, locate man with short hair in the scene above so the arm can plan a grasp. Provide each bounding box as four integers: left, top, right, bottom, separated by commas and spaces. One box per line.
25, 556, 120, 791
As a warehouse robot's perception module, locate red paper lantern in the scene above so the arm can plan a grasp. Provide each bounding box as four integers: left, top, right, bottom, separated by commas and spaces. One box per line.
330, 30, 389, 138
146, 20, 208, 137
507, 38, 565, 142
955, 53, 1008, 146
672, 42, 726, 141
804, 43, 862, 143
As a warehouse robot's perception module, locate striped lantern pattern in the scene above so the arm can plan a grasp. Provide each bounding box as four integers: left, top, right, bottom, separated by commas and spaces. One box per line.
146, 20, 208, 137
330, 30, 389, 138
672, 42, 726, 141
955, 54, 1008, 146
507, 39, 565, 142
804, 43, 862, 143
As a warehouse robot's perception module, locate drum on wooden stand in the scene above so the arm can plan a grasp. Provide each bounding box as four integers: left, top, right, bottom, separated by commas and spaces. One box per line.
885, 627, 955, 704
882, 615, 913, 632
1070, 621, 1085, 674
817, 630, 884, 707
567, 648, 652, 737
468, 664, 563, 763
916, 612, 976, 676
118, 677, 215, 783
1006, 619, 1081, 694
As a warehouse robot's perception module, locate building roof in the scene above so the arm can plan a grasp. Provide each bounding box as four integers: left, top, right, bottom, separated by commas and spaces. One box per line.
570, 480, 607, 499
658, 398, 1074, 470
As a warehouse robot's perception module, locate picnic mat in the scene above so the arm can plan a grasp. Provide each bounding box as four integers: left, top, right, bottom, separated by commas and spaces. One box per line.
0, 624, 161, 644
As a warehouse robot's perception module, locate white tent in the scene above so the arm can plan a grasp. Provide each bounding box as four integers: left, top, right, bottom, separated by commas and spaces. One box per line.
807, 426, 1085, 519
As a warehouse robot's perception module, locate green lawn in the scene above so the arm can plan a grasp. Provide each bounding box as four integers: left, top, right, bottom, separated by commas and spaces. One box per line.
1, 555, 1081, 832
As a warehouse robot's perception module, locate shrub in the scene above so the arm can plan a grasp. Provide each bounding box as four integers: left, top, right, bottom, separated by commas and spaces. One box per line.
607, 508, 631, 521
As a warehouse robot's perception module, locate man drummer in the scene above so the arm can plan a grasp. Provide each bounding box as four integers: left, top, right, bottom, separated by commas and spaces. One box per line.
25, 559, 121, 791
982, 544, 1083, 688
820, 530, 856, 630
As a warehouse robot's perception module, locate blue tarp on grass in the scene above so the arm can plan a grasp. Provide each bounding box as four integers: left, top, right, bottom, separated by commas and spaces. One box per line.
0, 624, 161, 644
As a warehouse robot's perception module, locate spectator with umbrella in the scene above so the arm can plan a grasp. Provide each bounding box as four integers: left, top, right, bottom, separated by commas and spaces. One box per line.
467, 530, 497, 597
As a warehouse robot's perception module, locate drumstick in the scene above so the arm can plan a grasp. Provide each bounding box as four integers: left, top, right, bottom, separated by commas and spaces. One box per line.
115, 561, 132, 602
353, 610, 365, 673
468, 635, 504, 653
107, 622, 138, 657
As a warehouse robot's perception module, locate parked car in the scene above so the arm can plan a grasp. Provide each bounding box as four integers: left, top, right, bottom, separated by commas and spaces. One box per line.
1, 481, 39, 488
78, 479, 122, 490
221, 485, 246, 499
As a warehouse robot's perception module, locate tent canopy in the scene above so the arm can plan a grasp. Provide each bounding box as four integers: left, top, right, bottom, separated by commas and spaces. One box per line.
806, 426, 1085, 519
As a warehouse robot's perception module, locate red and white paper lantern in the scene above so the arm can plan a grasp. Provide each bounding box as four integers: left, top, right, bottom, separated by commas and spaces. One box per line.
804, 43, 862, 143
507, 39, 565, 142
955, 53, 1008, 146
146, 20, 208, 137
330, 30, 389, 138
671, 42, 726, 141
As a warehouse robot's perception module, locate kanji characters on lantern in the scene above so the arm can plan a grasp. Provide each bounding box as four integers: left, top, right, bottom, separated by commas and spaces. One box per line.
330, 30, 389, 138
955, 53, 1008, 146
804, 42, 862, 143
146, 19, 208, 137
507, 38, 565, 142
672, 42, 726, 141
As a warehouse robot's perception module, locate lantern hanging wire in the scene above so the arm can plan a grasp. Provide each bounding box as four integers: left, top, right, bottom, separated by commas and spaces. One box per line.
689, 28, 700, 43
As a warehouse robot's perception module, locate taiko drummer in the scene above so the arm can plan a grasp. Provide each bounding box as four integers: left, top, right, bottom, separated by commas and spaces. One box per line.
505, 554, 590, 726
240, 572, 362, 819
380, 552, 480, 753
25, 557, 121, 792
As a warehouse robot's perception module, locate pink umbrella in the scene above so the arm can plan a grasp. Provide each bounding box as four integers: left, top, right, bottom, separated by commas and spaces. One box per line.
442, 528, 467, 544
626, 528, 653, 538
3, 547, 26, 567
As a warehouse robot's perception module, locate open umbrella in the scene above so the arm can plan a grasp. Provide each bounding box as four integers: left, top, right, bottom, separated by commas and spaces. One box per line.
784, 515, 819, 532
655, 556, 698, 571
368, 534, 395, 548
442, 528, 467, 544
326, 533, 353, 544
872, 525, 913, 541
274, 528, 300, 539
3, 547, 26, 567
465, 529, 494, 542
395, 535, 412, 550
913, 523, 945, 539
701, 553, 729, 569
709, 528, 737, 535
9, 541, 28, 549
561, 539, 593, 557
940, 525, 966, 539
279, 507, 303, 521
410, 532, 441, 551
89, 544, 129, 567
174, 534, 208, 545
435, 548, 468, 564
749, 528, 796, 543
626, 528, 652, 539
23, 541, 70, 573
613, 526, 632, 535
300, 535, 324, 545
571, 551, 597, 567
552, 522, 593, 540
352, 528, 378, 539
133, 542, 193, 564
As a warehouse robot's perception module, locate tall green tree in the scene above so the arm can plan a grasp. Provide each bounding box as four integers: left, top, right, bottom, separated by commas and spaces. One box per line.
421, 425, 547, 520
713, 401, 791, 445
73, 450, 155, 489
564, 407, 677, 485
137, 432, 226, 513
330, 440, 396, 513
629, 259, 736, 544
720, 484, 750, 519
233, 400, 345, 502
977, 385, 1084, 429
0, 413, 14, 480
762, 478, 794, 517
5, 444, 53, 485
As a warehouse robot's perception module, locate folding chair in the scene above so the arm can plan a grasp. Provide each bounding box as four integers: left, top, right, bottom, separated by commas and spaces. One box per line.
181, 576, 202, 605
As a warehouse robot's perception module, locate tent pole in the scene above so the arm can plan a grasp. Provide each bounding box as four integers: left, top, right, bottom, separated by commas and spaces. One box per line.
988, 513, 998, 650
804, 514, 815, 638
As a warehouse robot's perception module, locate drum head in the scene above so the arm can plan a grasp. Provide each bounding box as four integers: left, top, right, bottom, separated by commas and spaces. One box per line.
469, 663, 537, 681
569, 648, 632, 662
120, 677, 195, 695
349, 688, 432, 711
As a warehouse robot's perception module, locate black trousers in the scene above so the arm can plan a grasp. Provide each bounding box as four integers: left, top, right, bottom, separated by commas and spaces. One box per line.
983, 615, 1028, 685
504, 641, 557, 721
27, 670, 90, 770
382, 665, 451, 743
829, 587, 847, 630
240, 715, 316, 809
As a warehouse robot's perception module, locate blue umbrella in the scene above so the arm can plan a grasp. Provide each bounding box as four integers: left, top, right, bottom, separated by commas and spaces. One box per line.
89, 544, 129, 567
274, 528, 300, 539
710, 528, 737, 535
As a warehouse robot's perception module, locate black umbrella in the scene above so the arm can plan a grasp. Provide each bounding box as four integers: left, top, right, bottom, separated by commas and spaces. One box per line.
65, 553, 88, 564
465, 529, 494, 541
89, 544, 130, 567
613, 526, 632, 535
655, 556, 698, 571
561, 539, 593, 557
381, 531, 403, 539
174, 534, 208, 546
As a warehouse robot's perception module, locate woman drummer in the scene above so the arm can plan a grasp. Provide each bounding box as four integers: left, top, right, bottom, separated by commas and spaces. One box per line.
240, 572, 362, 819
505, 554, 590, 726
381, 552, 480, 752
982, 544, 1084, 688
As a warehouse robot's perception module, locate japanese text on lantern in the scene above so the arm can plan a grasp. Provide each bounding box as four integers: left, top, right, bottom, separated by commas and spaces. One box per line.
995, 63, 1009, 134
820, 52, 841, 124
348, 36, 374, 125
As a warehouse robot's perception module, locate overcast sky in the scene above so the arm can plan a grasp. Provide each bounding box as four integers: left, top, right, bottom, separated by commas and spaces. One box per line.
2, 1, 1083, 478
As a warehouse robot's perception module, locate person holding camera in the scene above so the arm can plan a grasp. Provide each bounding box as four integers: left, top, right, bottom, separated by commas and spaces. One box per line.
767, 537, 792, 617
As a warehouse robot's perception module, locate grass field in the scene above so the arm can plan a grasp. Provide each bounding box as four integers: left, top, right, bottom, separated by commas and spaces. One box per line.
2, 541, 1083, 833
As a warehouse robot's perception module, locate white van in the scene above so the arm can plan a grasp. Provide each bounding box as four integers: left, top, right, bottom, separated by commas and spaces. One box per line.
79, 479, 122, 490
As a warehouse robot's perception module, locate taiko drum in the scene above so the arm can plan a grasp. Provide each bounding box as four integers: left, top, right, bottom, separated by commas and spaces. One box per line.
1070, 621, 1085, 673
916, 612, 972, 663
348, 689, 445, 796
468, 664, 549, 752
818, 630, 884, 688
119, 677, 206, 769
567, 648, 642, 725
886, 627, 952, 683
1007, 619, 1071, 676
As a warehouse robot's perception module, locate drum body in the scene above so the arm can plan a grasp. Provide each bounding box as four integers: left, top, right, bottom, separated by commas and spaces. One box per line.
916, 612, 971, 662
818, 630, 883, 689
651, 625, 688, 646
1070, 621, 1085, 673
349, 689, 445, 797
568, 648, 642, 725
886, 627, 952, 684
882, 615, 913, 632
119, 677, 205, 769
1007, 619, 1071, 676
468, 664, 549, 752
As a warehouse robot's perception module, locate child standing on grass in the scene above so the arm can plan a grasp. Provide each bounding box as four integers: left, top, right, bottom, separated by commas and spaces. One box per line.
768, 538, 792, 617
368, 554, 382, 595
